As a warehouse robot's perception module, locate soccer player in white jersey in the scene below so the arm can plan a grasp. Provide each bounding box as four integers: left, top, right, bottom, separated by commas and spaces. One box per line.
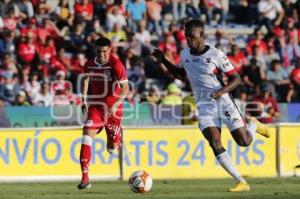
152, 19, 270, 192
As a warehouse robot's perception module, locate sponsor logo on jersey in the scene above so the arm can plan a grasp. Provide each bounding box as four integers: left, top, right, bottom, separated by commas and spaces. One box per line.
232, 117, 240, 124
104, 69, 111, 79
204, 58, 211, 64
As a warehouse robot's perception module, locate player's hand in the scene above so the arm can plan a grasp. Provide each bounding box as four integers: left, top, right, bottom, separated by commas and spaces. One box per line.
152, 49, 165, 62
81, 101, 88, 114
211, 89, 224, 100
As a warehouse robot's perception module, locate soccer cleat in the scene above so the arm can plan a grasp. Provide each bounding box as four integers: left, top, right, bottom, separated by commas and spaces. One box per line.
228, 181, 250, 192
106, 129, 122, 155
250, 117, 271, 138
77, 182, 91, 190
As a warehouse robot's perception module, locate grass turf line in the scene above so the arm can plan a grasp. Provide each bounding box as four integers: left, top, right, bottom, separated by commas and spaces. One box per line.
0, 178, 300, 199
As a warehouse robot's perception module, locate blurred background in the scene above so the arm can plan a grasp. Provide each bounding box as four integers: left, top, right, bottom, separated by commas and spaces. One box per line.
0, 0, 299, 126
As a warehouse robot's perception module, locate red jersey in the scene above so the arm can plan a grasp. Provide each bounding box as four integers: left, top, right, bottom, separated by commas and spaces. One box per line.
291, 68, 300, 84
84, 55, 127, 107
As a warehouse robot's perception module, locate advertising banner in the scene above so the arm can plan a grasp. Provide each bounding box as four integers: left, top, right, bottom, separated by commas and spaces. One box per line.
123, 127, 277, 179
279, 126, 300, 176
0, 129, 120, 179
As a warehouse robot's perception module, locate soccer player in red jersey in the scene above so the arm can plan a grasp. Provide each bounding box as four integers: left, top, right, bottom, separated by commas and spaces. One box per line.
78, 37, 129, 189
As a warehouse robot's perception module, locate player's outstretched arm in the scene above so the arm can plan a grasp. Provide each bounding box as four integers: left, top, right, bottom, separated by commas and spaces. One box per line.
152, 49, 186, 80
211, 72, 241, 100
81, 76, 89, 113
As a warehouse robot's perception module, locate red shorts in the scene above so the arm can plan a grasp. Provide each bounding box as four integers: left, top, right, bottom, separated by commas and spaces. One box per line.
84, 104, 123, 132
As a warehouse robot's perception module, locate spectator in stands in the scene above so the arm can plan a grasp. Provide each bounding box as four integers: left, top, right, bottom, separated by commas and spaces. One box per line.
31, 82, 52, 106
17, 0, 35, 20
126, 84, 140, 104
14, 90, 30, 106
122, 32, 142, 56
248, 45, 267, 71
49, 48, 70, 76
74, 0, 94, 22
185, 0, 201, 20
290, 58, 300, 101
146, 0, 162, 37
126, 56, 146, 93
126, 0, 147, 32
0, 31, 16, 55
1, 53, 18, 74
106, 23, 127, 42
134, 20, 151, 44
265, 43, 281, 68
168, 21, 187, 49
51, 70, 73, 105
182, 93, 198, 125
17, 31, 38, 66
294, 0, 300, 17
231, 0, 259, 25
106, 5, 127, 32
266, 60, 291, 101
227, 44, 248, 75
257, 0, 284, 33
69, 22, 87, 53
70, 52, 86, 92
242, 58, 266, 95
53, 0, 75, 29
0, 71, 19, 106
35, 2, 50, 25
38, 36, 56, 64
252, 83, 280, 123
37, 19, 60, 45
0, 0, 18, 18
201, 0, 227, 25
171, 0, 188, 21
143, 84, 161, 104
24, 72, 41, 102
279, 18, 300, 68
246, 30, 268, 55
161, 83, 182, 105
2, 9, 18, 31
158, 33, 180, 65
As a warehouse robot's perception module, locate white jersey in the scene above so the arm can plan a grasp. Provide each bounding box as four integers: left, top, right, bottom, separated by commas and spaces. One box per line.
179, 45, 244, 132
179, 45, 235, 101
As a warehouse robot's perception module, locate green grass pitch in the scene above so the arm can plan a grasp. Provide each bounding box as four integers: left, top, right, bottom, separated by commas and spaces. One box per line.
0, 178, 300, 199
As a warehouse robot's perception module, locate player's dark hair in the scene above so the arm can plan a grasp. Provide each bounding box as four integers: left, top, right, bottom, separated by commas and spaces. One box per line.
95, 37, 111, 47
185, 19, 205, 36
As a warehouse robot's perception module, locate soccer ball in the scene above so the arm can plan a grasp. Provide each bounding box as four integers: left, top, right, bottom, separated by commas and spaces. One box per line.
128, 170, 153, 193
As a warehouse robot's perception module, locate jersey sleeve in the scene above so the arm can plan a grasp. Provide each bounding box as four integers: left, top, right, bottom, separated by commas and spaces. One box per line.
112, 59, 128, 83
178, 49, 185, 68
215, 50, 236, 76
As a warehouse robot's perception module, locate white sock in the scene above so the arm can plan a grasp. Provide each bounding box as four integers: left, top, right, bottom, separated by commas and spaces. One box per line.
217, 151, 246, 183
246, 120, 257, 140
82, 135, 93, 145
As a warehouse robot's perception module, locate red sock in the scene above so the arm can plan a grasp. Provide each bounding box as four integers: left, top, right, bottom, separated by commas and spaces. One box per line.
80, 135, 93, 183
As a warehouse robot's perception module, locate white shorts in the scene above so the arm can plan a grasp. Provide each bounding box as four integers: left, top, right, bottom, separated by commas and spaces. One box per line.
198, 93, 245, 132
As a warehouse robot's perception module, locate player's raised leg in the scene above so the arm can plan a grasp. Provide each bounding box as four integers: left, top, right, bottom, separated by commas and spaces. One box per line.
202, 127, 250, 192
228, 118, 269, 192
105, 109, 123, 154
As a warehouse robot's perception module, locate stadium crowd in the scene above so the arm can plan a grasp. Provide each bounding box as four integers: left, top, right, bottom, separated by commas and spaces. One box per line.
0, 0, 299, 123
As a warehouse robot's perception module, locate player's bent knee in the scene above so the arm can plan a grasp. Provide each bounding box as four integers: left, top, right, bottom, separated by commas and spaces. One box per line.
237, 138, 252, 147
82, 128, 98, 138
